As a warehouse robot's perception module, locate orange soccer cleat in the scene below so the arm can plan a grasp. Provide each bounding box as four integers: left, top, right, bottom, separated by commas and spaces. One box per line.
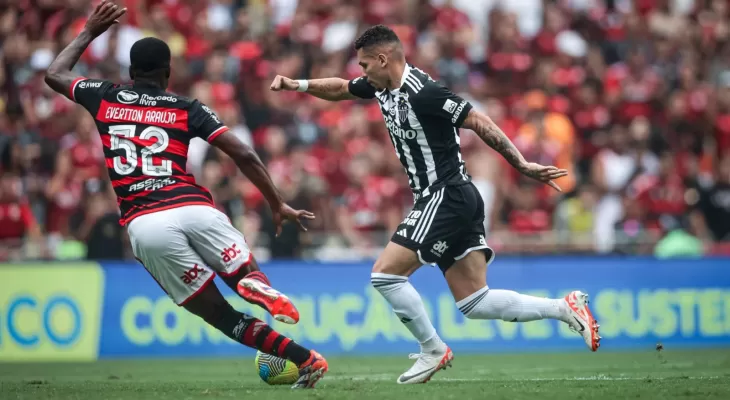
291, 350, 328, 389
237, 278, 300, 324
564, 291, 601, 351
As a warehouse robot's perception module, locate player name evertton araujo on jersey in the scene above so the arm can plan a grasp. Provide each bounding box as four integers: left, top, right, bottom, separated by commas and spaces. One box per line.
349, 65, 474, 198
69, 77, 230, 225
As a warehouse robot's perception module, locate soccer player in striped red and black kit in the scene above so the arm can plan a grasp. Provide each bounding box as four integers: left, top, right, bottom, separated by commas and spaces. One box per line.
44, 1, 326, 388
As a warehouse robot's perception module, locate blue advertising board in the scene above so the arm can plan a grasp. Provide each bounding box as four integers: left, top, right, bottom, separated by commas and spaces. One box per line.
96, 257, 730, 358
2, 257, 729, 361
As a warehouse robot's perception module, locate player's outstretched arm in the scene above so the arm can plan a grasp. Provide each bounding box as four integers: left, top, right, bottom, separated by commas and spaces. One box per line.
461, 109, 568, 192
44, 0, 126, 97
270, 75, 358, 101
210, 131, 315, 235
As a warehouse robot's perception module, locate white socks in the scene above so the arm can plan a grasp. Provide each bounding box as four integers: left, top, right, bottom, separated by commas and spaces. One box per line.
457, 286, 569, 323
371, 273, 443, 352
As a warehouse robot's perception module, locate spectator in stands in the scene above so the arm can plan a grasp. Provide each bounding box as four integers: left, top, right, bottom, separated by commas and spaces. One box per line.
0, 172, 43, 261
694, 155, 730, 243
3, 0, 730, 260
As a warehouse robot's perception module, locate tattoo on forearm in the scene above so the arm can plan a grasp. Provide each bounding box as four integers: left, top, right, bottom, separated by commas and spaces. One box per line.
469, 112, 526, 170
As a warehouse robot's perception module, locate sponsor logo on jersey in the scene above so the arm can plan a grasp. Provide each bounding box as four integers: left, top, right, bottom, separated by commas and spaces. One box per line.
431, 240, 449, 257
443, 99, 457, 113
139, 94, 178, 106
201, 105, 221, 124
221, 244, 243, 266
180, 264, 208, 285
451, 100, 468, 124
79, 81, 103, 89
117, 90, 140, 104
384, 114, 417, 140
129, 178, 177, 192
479, 235, 487, 246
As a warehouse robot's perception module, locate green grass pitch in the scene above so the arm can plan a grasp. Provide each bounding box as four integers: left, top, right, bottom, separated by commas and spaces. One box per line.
2, 349, 730, 400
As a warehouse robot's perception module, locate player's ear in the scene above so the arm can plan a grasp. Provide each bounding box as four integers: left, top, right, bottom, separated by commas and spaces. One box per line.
378, 53, 388, 68
128, 68, 135, 80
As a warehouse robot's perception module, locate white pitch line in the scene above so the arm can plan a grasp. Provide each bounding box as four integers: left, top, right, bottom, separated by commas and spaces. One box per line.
328, 374, 724, 382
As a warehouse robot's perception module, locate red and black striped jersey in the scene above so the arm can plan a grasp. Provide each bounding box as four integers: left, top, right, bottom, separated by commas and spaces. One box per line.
69, 77, 229, 225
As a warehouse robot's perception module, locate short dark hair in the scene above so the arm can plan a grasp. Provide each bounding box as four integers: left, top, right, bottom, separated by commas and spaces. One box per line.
130, 37, 171, 73
354, 25, 400, 51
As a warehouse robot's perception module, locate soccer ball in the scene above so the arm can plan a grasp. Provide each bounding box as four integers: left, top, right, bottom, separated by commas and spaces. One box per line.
254, 351, 299, 385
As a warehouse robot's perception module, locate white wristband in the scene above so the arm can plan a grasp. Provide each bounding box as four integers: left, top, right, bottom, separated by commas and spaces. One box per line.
296, 79, 309, 92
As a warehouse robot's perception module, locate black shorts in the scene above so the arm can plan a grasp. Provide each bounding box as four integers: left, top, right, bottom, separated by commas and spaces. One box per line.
390, 182, 494, 273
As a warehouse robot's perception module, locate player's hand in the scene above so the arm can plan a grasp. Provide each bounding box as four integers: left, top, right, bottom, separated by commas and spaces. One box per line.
272, 204, 315, 237
83, 0, 127, 38
270, 75, 300, 91
517, 162, 569, 192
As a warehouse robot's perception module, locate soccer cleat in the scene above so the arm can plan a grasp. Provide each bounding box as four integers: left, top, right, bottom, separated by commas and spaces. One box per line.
564, 291, 601, 351
397, 345, 453, 384
291, 350, 328, 389
237, 278, 300, 324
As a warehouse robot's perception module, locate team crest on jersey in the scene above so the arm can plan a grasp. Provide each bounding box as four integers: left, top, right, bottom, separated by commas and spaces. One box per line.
397, 92, 410, 123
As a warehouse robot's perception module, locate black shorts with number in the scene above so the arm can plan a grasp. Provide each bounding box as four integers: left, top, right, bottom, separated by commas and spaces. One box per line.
390, 182, 494, 273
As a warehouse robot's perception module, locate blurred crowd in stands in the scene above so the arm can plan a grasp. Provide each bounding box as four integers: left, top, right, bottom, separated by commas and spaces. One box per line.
1, 0, 730, 261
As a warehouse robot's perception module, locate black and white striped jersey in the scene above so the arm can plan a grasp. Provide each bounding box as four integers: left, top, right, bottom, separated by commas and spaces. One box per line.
348, 64, 473, 199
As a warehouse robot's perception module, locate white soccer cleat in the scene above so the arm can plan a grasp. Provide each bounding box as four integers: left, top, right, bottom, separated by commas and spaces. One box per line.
397, 345, 453, 384
564, 291, 601, 351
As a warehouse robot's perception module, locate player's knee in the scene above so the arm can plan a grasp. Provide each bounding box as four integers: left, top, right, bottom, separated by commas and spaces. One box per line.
372, 258, 391, 274
372, 258, 414, 276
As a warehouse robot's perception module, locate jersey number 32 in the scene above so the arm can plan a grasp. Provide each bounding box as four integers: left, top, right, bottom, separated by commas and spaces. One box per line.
109, 125, 172, 176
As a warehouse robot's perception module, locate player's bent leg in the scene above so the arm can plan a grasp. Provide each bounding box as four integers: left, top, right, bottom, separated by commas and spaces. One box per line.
446, 250, 601, 351
181, 205, 299, 324
222, 255, 300, 325
181, 280, 327, 388
372, 241, 452, 384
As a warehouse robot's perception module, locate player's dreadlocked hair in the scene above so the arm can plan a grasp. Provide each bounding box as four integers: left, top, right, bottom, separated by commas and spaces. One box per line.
354, 25, 400, 51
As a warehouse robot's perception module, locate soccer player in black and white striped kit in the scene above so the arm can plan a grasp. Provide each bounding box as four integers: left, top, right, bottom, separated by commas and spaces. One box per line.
271, 25, 601, 384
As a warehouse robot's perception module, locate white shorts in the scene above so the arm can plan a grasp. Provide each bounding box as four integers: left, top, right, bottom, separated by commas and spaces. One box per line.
127, 205, 252, 305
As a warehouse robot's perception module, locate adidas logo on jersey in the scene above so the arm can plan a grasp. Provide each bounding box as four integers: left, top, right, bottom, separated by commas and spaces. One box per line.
397, 229, 408, 237
431, 241, 449, 256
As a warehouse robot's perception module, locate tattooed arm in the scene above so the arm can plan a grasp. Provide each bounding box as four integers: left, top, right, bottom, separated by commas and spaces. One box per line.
461, 109, 567, 191
44, 1, 126, 97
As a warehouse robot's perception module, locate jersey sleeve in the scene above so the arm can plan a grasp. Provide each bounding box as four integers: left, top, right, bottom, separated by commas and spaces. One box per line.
413, 81, 473, 128
188, 100, 229, 142
348, 76, 377, 99
70, 77, 115, 110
